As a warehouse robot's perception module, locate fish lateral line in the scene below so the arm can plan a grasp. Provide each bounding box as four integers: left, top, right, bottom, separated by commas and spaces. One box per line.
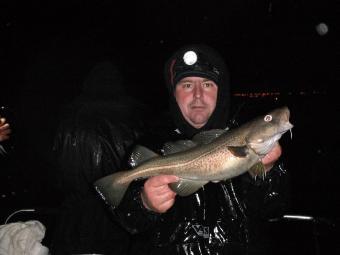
126, 143, 244, 180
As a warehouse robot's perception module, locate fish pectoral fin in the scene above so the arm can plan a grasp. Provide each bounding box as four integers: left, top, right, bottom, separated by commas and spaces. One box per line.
228, 146, 249, 157
248, 162, 266, 179
169, 178, 208, 196
128, 145, 159, 167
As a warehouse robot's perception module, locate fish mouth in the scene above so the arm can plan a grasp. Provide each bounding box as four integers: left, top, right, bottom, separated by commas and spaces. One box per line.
248, 122, 293, 156
281, 122, 294, 132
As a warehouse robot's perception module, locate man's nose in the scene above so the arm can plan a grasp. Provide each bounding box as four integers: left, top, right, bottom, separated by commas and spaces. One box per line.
193, 85, 202, 98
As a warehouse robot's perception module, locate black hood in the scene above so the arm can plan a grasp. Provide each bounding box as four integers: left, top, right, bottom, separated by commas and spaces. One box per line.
164, 44, 231, 138
82, 61, 125, 100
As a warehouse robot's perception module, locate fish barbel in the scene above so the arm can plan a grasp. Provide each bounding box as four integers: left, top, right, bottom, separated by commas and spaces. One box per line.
94, 106, 293, 207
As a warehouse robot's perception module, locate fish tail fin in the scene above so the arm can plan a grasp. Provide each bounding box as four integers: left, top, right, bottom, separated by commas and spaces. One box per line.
94, 171, 131, 208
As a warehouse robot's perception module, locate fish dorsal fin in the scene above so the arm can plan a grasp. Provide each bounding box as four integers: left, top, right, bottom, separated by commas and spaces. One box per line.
227, 145, 249, 157
169, 178, 208, 196
128, 145, 159, 167
192, 129, 226, 145
163, 140, 197, 155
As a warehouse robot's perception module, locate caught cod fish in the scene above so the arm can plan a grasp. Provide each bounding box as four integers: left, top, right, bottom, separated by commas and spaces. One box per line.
94, 106, 293, 207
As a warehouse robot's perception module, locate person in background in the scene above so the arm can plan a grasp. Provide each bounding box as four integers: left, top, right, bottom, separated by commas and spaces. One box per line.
0, 116, 11, 155
102, 44, 290, 255
49, 61, 147, 254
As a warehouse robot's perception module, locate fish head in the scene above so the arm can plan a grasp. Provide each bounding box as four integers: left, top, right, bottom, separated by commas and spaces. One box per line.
245, 106, 293, 156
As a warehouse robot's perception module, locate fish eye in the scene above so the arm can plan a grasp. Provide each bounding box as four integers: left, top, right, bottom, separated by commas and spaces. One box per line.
264, 115, 272, 122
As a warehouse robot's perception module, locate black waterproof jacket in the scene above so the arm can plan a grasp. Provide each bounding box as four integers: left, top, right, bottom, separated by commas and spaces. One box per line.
111, 113, 290, 255
49, 61, 147, 255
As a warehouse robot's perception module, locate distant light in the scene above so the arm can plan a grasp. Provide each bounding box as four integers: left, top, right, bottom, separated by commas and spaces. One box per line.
283, 215, 314, 221
316, 22, 328, 36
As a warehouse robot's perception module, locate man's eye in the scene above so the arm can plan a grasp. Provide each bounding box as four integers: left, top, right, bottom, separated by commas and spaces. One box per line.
203, 83, 212, 88
183, 83, 192, 88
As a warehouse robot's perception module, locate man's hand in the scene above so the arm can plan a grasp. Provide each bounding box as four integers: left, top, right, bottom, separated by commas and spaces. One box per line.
141, 175, 179, 213
0, 118, 11, 142
261, 142, 282, 172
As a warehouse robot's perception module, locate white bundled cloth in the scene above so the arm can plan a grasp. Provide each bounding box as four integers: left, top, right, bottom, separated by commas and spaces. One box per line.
0, 220, 49, 255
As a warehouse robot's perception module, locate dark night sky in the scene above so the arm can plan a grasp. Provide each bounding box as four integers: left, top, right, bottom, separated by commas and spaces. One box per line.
1, 0, 337, 107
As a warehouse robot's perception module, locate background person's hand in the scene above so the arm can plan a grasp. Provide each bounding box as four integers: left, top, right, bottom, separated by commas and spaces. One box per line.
0, 117, 11, 142
141, 175, 179, 213
261, 142, 282, 172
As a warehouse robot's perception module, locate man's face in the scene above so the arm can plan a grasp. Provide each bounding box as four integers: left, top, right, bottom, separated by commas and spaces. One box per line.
174, 76, 218, 129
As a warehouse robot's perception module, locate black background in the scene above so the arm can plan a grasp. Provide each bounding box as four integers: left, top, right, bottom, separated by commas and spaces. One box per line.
1, 0, 339, 253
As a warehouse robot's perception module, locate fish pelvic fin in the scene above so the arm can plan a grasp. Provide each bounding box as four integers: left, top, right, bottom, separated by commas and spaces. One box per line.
248, 162, 266, 179
170, 178, 208, 196
94, 171, 131, 208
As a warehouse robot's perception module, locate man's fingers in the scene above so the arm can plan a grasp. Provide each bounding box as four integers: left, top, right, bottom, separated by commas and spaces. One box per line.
144, 175, 178, 197
146, 175, 179, 188
149, 185, 173, 196
142, 175, 179, 212
157, 198, 176, 213
158, 189, 176, 201
261, 143, 282, 171
0, 128, 11, 135
0, 123, 11, 142
141, 187, 176, 212
147, 192, 176, 213
0, 135, 9, 142
0, 123, 10, 130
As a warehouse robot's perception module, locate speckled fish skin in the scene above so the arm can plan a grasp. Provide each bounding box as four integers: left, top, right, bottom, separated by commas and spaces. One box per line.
94, 106, 293, 207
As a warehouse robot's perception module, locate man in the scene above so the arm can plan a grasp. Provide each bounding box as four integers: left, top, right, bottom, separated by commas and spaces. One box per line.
105, 44, 289, 254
